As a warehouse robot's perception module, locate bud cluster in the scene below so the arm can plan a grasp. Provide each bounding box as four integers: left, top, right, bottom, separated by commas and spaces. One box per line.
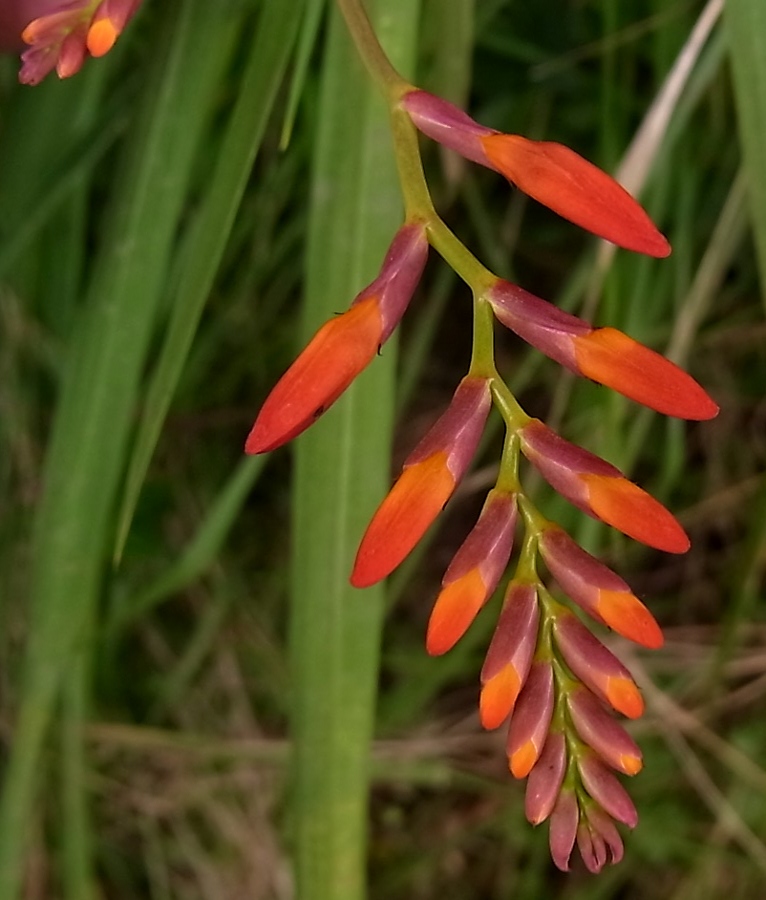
245, 56, 716, 874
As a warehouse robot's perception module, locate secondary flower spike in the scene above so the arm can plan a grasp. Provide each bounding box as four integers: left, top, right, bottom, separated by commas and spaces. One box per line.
246, 223, 428, 455
519, 419, 689, 553
426, 489, 517, 656
401, 89, 670, 257
12, 0, 142, 84
488, 281, 718, 420
351, 376, 491, 588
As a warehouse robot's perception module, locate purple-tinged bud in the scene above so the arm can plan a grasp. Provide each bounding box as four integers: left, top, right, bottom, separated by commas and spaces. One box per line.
485, 280, 717, 420
427, 490, 517, 656
538, 526, 663, 649
578, 752, 638, 828
577, 802, 624, 872
507, 659, 555, 778
352, 376, 491, 588
525, 731, 567, 825
568, 687, 642, 775
549, 790, 579, 872
366, 221, 429, 343
479, 583, 539, 729
400, 89, 495, 166
553, 612, 644, 719
487, 281, 591, 373
518, 419, 689, 554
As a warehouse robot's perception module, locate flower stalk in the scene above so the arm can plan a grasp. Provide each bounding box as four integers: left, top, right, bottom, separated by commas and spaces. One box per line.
243, 0, 719, 874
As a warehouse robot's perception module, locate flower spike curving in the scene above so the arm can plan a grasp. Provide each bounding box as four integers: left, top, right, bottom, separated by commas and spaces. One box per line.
248, 0, 719, 872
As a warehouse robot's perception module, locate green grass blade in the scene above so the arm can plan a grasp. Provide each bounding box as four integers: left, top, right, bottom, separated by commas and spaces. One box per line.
280, 0, 328, 148
290, 2, 420, 897
0, 4, 241, 895
114, 1, 304, 561
725, 0, 766, 302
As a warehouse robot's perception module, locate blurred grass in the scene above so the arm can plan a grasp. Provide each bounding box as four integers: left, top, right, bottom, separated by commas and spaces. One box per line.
0, 0, 764, 898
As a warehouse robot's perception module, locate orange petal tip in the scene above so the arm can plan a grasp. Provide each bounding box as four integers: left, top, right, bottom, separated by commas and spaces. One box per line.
605, 677, 644, 720
583, 474, 690, 554
509, 739, 538, 779
479, 664, 521, 730
574, 327, 718, 420
597, 590, 664, 649
620, 754, 643, 776
351, 452, 455, 588
426, 569, 487, 656
87, 18, 119, 57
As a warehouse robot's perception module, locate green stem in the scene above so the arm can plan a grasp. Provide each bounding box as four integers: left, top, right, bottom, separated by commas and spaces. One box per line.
335, 0, 411, 95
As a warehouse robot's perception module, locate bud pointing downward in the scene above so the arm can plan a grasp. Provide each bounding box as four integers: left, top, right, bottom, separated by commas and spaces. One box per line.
246, 223, 428, 455
507, 659, 554, 777
479, 582, 539, 729
426, 489, 517, 655
352, 376, 492, 588
479, 134, 670, 257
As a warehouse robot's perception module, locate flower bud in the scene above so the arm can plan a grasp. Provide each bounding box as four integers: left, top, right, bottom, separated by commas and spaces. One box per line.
525, 731, 567, 825
568, 687, 642, 775
553, 611, 643, 718
577, 802, 624, 873
487, 281, 717, 420
519, 419, 689, 553
352, 375, 491, 588
538, 526, 663, 648
246, 223, 428, 455
400, 89, 670, 257
577, 752, 638, 828
427, 490, 517, 655
549, 790, 579, 872
479, 582, 539, 729
507, 659, 554, 778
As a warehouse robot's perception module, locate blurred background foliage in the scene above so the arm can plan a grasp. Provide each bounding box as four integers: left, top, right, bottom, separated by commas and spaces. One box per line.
1, 0, 765, 897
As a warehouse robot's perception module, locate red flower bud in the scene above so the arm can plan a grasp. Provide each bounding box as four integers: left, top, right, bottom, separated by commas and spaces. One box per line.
401, 89, 670, 256
352, 376, 491, 588
246, 223, 428, 455
553, 612, 644, 718
538, 526, 663, 648
426, 489, 517, 655
568, 687, 642, 775
479, 582, 539, 729
519, 420, 689, 553
507, 659, 554, 778
487, 281, 717, 420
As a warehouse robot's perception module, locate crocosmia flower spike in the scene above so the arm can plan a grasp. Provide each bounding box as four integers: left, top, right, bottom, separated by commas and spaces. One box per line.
426, 489, 517, 656
13, 0, 142, 84
351, 375, 492, 588
401, 89, 670, 256
246, 223, 428, 455
488, 281, 718, 420
518, 419, 689, 553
